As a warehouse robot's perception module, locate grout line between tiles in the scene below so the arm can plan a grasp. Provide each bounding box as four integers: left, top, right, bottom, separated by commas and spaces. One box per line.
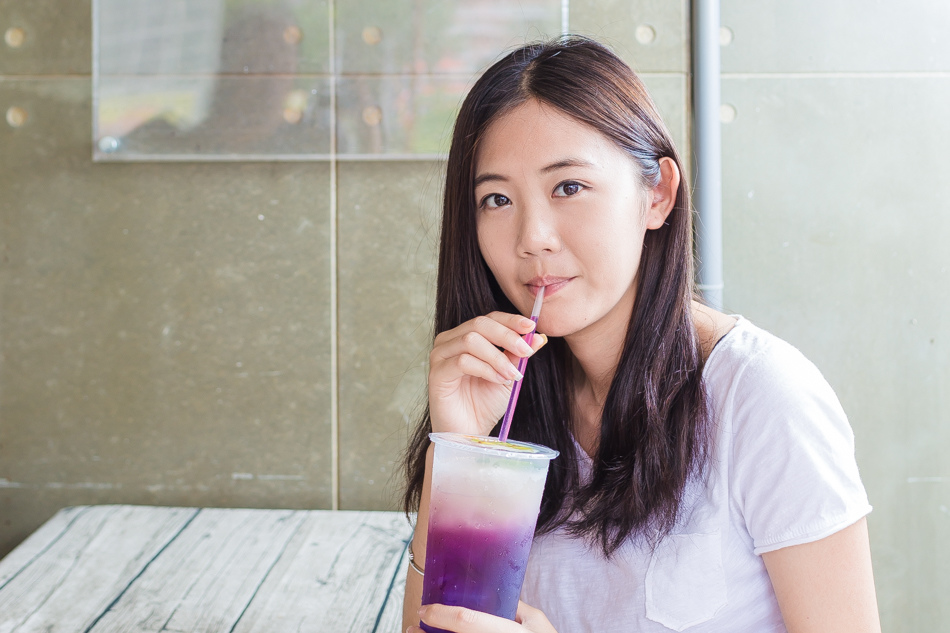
89, 154, 449, 162
722, 71, 950, 79
329, 0, 340, 512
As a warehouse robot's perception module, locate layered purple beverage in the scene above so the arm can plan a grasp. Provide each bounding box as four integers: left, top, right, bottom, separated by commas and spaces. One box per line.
420, 433, 557, 633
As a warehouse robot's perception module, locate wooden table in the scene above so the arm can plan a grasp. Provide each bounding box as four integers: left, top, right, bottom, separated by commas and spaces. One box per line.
0, 505, 413, 632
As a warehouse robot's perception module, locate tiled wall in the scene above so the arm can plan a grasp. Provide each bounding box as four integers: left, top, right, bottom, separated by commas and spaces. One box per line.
720, 1, 950, 629
0, 0, 689, 554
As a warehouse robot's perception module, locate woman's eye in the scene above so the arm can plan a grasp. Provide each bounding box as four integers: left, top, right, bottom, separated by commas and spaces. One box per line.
480, 193, 511, 209
554, 182, 583, 197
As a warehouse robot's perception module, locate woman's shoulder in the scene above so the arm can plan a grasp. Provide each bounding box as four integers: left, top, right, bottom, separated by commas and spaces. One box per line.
700, 317, 871, 554
703, 315, 854, 463
692, 304, 823, 391
693, 301, 739, 362
703, 315, 832, 399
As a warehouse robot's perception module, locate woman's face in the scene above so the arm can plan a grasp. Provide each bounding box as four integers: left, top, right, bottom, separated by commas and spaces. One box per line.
474, 99, 669, 341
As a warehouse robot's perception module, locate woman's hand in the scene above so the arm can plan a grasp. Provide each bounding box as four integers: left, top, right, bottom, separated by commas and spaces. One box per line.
428, 312, 547, 436
408, 601, 558, 633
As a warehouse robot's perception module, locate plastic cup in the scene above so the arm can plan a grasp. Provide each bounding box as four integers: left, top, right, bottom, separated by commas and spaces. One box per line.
420, 433, 558, 633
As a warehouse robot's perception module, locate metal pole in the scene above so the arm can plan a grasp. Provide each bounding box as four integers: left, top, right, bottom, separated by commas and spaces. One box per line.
692, 0, 724, 310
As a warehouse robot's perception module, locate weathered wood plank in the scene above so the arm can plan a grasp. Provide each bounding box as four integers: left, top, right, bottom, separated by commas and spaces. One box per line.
88, 508, 306, 633
230, 511, 412, 633
0, 505, 198, 633
0, 506, 415, 633
375, 546, 411, 633
0, 506, 87, 587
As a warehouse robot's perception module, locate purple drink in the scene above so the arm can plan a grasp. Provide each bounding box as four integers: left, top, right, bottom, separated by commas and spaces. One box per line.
420, 433, 558, 633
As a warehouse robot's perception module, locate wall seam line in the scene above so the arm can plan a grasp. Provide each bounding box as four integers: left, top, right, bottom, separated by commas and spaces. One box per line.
721, 71, 950, 79
328, 0, 340, 512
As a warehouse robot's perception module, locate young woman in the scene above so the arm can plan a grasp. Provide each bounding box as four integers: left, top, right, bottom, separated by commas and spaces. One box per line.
402, 36, 880, 633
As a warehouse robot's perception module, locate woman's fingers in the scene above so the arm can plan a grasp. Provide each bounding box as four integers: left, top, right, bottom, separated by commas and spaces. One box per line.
414, 602, 558, 633
426, 312, 550, 434
435, 313, 538, 358
457, 352, 518, 385
530, 333, 548, 352
417, 604, 521, 633
485, 310, 541, 335
470, 332, 524, 379
431, 318, 544, 385
515, 601, 558, 632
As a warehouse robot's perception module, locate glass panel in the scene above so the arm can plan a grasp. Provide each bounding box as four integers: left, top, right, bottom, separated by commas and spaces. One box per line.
336, 76, 472, 157
96, 76, 331, 158
94, 0, 330, 160
336, 0, 563, 75
93, 0, 563, 160
96, 0, 329, 74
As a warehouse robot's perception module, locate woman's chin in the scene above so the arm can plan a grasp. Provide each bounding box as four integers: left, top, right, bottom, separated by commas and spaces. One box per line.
537, 320, 578, 340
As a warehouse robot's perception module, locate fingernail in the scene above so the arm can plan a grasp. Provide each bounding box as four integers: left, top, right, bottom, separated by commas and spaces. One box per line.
521, 317, 535, 329
539, 333, 548, 345
517, 339, 533, 355
509, 365, 524, 381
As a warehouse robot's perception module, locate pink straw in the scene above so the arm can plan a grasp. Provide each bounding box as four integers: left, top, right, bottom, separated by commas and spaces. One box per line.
498, 286, 544, 442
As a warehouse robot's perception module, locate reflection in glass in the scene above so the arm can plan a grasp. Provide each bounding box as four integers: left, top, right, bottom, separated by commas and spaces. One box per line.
101, 77, 332, 157
336, 0, 563, 75
337, 76, 471, 157
94, 0, 331, 159
93, 0, 562, 160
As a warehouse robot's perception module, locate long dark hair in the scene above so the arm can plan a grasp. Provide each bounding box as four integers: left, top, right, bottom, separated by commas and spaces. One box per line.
403, 36, 711, 556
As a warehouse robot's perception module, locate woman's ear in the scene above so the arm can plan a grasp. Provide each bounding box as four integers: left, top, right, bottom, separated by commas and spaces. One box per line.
644, 157, 680, 230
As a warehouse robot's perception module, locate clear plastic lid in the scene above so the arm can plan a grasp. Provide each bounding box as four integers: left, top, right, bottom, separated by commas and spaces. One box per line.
429, 432, 558, 460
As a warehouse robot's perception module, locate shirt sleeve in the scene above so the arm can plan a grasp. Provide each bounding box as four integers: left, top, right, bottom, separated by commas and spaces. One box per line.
727, 337, 872, 555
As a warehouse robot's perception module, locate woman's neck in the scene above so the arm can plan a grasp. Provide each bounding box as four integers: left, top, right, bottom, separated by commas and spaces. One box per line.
565, 321, 624, 407
564, 313, 628, 458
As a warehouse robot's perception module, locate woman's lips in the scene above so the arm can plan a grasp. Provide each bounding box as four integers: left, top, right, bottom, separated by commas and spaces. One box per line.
527, 277, 572, 297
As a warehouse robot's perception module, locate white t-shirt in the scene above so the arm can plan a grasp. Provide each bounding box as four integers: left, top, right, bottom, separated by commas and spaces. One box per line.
521, 317, 872, 632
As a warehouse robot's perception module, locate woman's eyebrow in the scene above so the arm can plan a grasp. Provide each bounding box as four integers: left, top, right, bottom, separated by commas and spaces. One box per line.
473, 172, 507, 188
475, 159, 596, 188
541, 158, 596, 173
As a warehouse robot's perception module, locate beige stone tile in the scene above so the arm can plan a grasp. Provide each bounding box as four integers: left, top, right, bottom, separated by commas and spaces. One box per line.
721, 76, 950, 631
0, 78, 335, 550
571, 0, 689, 73
335, 0, 561, 75
336, 161, 443, 510
640, 73, 689, 166
721, 0, 950, 73
0, 0, 92, 75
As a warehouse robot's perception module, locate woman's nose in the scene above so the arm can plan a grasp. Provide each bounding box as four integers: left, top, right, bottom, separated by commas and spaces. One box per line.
517, 199, 561, 257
